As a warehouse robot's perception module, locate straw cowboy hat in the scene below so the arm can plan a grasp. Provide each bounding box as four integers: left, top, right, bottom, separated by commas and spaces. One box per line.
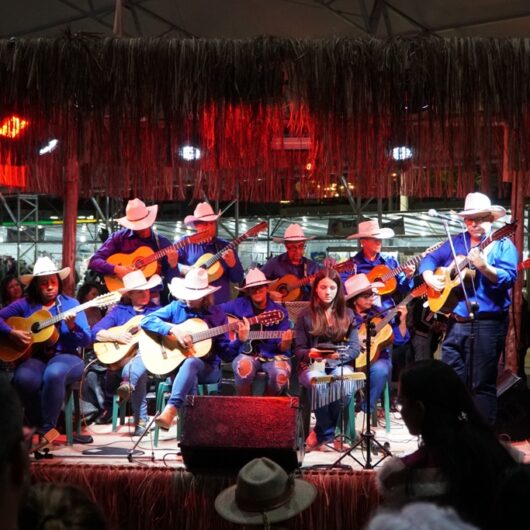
168, 268, 220, 301
184, 202, 221, 227
273, 223, 316, 244
20, 256, 71, 286
344, 273, 385, 300
117, 198, 158, 231
214, 457, 316, 526
346, 220, 394, 240
118, 270, 162, 294
235, 268, 272, 291
456, 192, 506, 221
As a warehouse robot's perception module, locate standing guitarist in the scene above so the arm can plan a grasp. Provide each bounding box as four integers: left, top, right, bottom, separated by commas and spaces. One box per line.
88, 198, 179, 295
176, 202, 244, 304
92, 270, 162, 435
0, 257, 91, 441
419, 192, 518, 424
261, 223, 322, 301
220, 268, 293, 396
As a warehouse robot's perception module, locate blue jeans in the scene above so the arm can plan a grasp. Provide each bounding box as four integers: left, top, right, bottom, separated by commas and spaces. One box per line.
367, 358, 392, 414
232, 354, 291, 396
121, 354, 148, 424
167, 357, 220, 409
13, 354, 84, 433
442, 317, 507, 424
299, 364, 355, 443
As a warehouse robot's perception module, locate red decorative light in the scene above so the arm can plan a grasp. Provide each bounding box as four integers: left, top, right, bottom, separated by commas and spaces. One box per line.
0, 164, 28, 188
0, 115, 30, 139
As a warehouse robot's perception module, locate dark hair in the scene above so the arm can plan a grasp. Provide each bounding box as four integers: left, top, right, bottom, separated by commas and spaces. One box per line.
399, 360, 516, 529
20, 483, 107, 530
309, 269, 350, 341
76, 282, 102, 303
0, 275, 24, 306
26, 275, 63, 304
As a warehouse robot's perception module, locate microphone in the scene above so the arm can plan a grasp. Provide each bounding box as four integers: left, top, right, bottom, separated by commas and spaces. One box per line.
427, 209, 461, 224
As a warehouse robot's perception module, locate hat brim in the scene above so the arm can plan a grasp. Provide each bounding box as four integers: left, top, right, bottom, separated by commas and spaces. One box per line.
20, 267, 71, 286
346, 227, 395, 240
235, 279, 272, 291
169, 278, 221, 301
456, 205, 506, 221
273, 236, 316, 243
118, 274, 163, 294
345, 281, 385, 301
214, 479, 316, 525
184, 212, 221, 227
117, 205, 158, 231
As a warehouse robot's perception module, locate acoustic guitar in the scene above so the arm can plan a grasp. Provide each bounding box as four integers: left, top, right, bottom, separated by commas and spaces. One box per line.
104, 229, 214, 291
366, 240, 444, 295
268, 259, 357, 302
355, 283, 427, 369
426, 223, 516, 313
93, 314, 145, 370
226, 314, 286, 342
139, 309, 284, 375
191, 221, 268, 282
0, 292, 121, 364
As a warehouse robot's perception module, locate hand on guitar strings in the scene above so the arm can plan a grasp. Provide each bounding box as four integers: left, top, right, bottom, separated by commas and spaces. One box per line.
467, 248, 487, 271
169, 326, 193, 349
63, 311, 77, 331
10, 328, 32, 348
236, 317, 250, 342
422, 270, 445, 292
403, 263, 416, 279
166, 247, 179, 268
114, 264, 134, 279
222, 249, 237, 268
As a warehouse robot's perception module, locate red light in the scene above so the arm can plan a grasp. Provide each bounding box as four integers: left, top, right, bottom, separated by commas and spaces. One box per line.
0, 115, 30, 139
305, 162, 313, 171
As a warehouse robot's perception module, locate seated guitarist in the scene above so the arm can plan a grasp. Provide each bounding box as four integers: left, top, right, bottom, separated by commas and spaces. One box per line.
88, 198, 178, 295
0, 257, 91, 441
261, 223, 322, 301
419, 192, 518, 425
142, 268, 241, 430
220, 268, 293, 396
345, 274, 393, 416
176, 202, 244, 304
92, 270, 162, 435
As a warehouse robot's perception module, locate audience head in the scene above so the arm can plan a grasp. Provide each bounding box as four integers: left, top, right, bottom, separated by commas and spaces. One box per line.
0, 275, 24, 306
76, 282, 102, 304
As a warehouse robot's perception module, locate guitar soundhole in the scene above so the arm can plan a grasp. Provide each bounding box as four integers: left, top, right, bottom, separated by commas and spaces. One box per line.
277, 284, 289, 295
31, 322, 40, 333
134, 259, 144, 269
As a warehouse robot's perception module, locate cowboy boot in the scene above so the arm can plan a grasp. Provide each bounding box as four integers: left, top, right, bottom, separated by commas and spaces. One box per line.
155, 404, 178, 430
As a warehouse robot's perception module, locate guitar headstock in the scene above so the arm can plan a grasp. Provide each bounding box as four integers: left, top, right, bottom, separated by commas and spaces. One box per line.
246, 221, 268, 238
335, 258, 356, 274
188, 229, 214, 245
93, 292, 122, 309
256, 309, 284, 326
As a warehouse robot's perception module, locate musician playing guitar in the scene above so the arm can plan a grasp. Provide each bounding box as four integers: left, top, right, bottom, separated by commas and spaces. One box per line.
0, 257, 91, 442
261, 223, 322, 301
176, 202, 244, 304
220, 268, 293, 396
88, 198, 179, 299
419, 192, 518, 424
92, 271, 162, 435
142, 268, 242, 430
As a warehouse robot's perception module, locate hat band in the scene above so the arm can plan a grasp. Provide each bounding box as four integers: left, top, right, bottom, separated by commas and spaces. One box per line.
35, 269, 60, 275
235, 478, 294, 513
127, 210, 150, 222
183, 285, 211, 291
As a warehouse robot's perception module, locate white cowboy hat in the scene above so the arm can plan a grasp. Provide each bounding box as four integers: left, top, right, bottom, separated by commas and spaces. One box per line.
214, 457, 316, 525
20, 257, 71, 286
118, 270, 162, 294
168, 268, 220, 301
456, 192, 506, 221
117, 198, 158, 231
346, 220, 395, 240
273, 223, 315, 243
344, 273, 384, 300
184, 202, 221, 227
235, 268, 272, 291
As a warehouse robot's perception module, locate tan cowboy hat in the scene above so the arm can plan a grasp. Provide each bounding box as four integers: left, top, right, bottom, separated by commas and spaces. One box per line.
20, 256, 71, 286
214, 457, 316, 525
184, 202, 221, 227
235, 268, 272, 291
344, 273, 384, 300
273, 223, 315, 243
118, 270, 162, 294
117, 198, 158, 231
456, 192, 506, 221
168, 268, 221, 301
346, 220, 394, 240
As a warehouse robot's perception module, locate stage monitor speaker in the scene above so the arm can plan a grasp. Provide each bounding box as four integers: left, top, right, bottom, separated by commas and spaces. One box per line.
179, 396, 304, 473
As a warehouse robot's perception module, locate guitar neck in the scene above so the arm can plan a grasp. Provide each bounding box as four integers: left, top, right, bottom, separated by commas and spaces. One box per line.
292, 260, 354, 290
381, 242, 443, 282
191, 315, 262, 343
38, 300, 92, 331
202, 234, 247, 269
248, 331, 284, 340
373, 293, 414, 333
140, 237, 194, 267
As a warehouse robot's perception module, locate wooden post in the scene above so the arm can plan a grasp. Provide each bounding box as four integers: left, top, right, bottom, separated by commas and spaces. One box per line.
62, 158, 79, 297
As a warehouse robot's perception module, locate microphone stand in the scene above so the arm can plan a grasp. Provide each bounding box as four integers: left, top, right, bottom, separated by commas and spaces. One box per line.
127, 414, 157, 463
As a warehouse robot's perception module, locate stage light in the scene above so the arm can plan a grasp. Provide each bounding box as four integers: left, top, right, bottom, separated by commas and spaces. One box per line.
0, 115, 29, 139
38, 138, 59, 155
391, 146, 413, 161
179, 145, 201, 161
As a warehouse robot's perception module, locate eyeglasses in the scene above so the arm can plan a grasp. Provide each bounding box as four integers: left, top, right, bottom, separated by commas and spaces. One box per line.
286, 243, 306, 251
464, 215, 491, 225
359, 291, 375, 298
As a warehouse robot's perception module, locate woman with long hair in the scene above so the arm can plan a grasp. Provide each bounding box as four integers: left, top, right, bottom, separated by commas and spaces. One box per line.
0, 275, 24, 307
295, 268, 360, 451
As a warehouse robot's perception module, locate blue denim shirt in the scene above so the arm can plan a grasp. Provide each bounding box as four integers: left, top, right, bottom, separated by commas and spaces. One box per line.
177, 237, 244, 304
419, 231, 518, 317
0, 295, 91, 355
220, 296, 291, 359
